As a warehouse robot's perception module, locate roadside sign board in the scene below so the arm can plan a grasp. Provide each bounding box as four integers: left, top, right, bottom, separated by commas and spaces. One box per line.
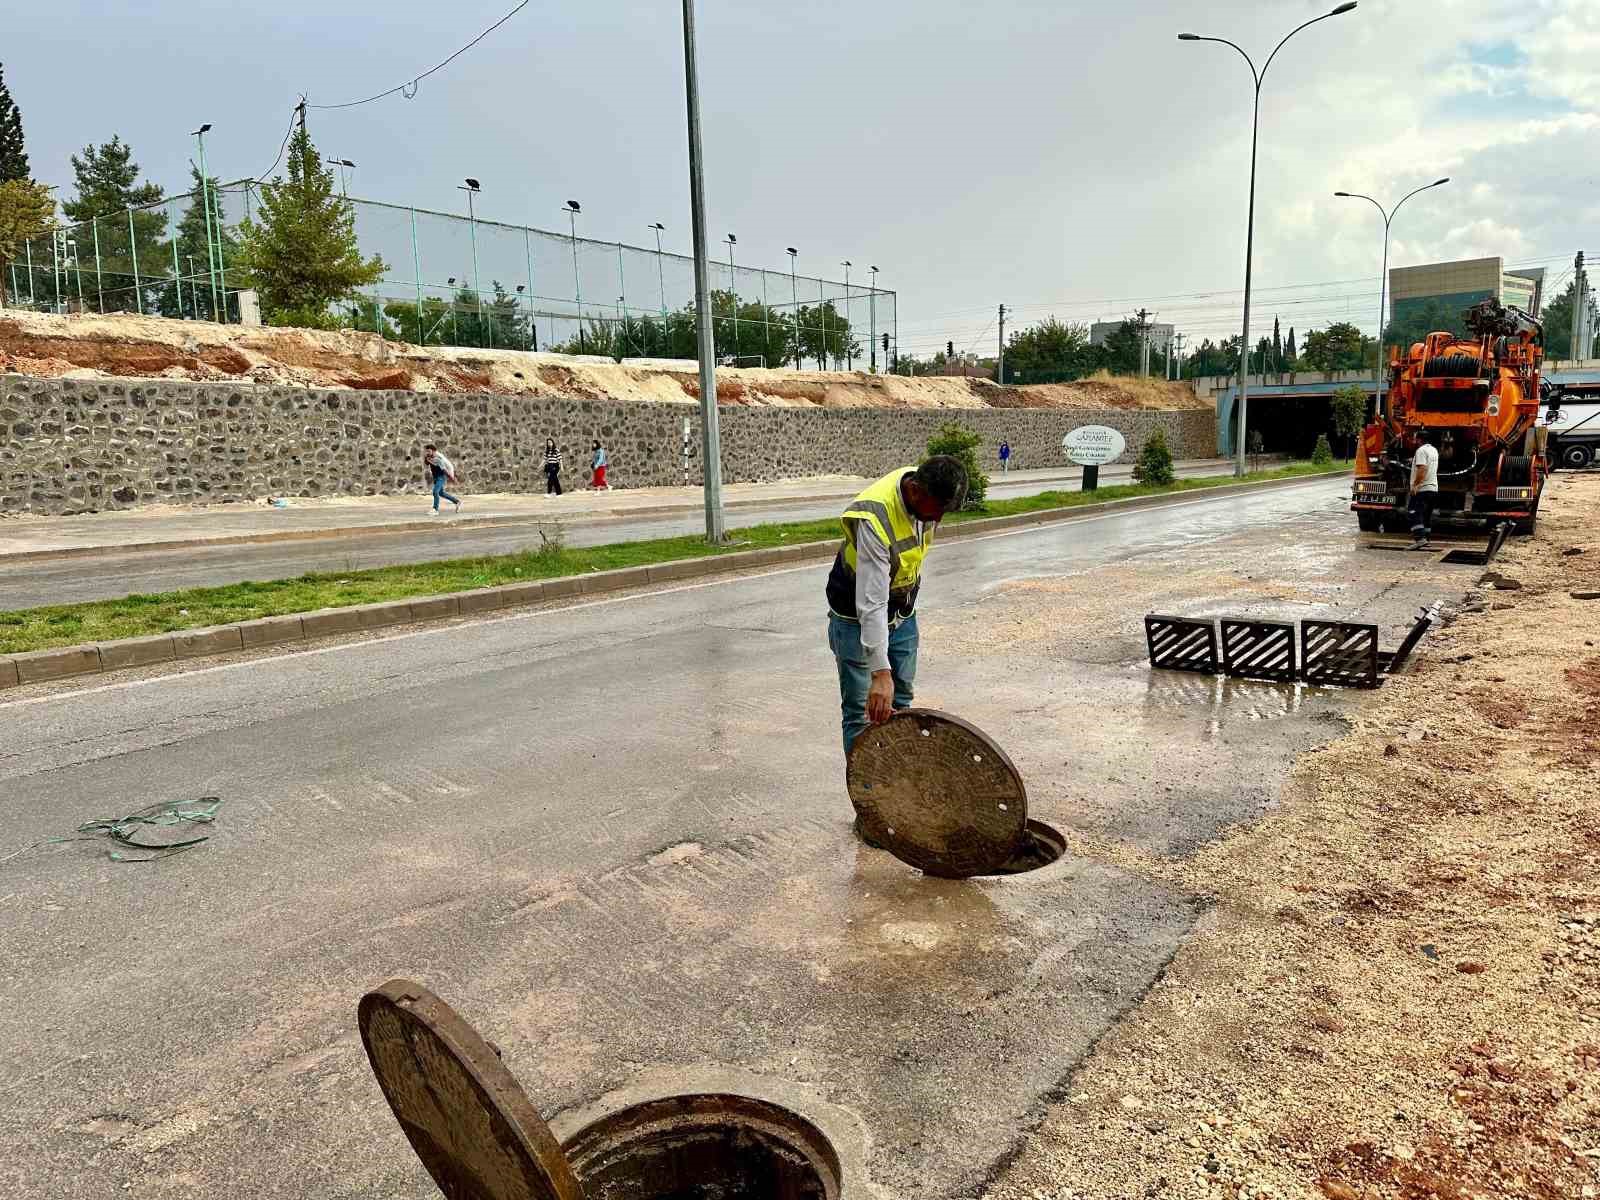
1062, 425, 1126, 466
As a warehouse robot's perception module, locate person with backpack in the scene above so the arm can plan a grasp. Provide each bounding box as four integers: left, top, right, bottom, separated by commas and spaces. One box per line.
999, 440, 1012, 473
542, 438, 564, 496
422, 444, 460, 514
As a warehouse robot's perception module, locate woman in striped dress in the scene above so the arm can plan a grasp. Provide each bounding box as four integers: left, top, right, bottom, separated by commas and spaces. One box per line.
542, 438, 563, 496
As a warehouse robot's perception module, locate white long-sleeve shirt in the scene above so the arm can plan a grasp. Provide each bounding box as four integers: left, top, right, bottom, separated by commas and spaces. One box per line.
853, 515, 926, 673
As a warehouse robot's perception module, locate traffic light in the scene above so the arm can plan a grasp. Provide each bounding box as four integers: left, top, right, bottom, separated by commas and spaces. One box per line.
882, 333, 890, 356
947, 340, 954, 358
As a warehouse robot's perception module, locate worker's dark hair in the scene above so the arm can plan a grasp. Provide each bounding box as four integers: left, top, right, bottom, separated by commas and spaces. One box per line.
424, 443, 436, 451
915, 455, 968, 512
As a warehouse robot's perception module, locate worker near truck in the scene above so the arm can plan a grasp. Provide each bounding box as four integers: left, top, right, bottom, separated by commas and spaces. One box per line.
825, 457, 968, 766
1408, 434, 1448, 547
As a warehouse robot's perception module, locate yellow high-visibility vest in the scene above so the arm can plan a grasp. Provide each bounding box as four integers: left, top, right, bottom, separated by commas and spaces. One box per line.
839, 467, 933, 592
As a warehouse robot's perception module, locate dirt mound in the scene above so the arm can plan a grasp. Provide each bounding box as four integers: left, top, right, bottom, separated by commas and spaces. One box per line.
0, 310, 1205, 411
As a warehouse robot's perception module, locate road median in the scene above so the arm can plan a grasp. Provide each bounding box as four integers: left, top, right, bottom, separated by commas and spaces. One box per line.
0, 466, 1347, 689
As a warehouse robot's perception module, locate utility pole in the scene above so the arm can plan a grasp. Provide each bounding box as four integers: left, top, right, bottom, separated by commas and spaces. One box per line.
681, 0, 724, 541
997, 303, 1006, 384
1134, 307, 1153, 377
1173, 332, 1186, 380
1573, 252, 1587, 365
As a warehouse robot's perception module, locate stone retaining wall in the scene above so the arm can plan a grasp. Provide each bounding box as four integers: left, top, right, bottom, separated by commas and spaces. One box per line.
0, 374, 1216, 514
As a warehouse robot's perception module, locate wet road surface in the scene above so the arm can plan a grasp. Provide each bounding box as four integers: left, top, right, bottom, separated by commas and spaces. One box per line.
0, 478, 1478, 1197
0, 464, 1244, 610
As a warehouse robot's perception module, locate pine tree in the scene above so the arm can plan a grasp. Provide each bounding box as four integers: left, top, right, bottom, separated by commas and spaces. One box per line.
234, 126, 386, 327
1272, 316, 1282, 375
0, 64, 28, 183
1286, 326, 1297, 367
62, 136, 168, 312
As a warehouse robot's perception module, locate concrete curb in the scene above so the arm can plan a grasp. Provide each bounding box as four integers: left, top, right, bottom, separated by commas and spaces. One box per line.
0, 462, 1240, 566
0, 470, 1347, 691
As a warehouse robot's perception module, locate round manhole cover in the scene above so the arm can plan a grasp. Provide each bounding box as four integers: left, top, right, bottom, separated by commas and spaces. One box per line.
847, 708, 1028, 878
358, 979, 585, 1200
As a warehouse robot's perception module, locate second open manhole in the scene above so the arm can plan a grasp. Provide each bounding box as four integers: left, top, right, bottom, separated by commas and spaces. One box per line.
359, 981, 846, 1200
562, 1092, 840, 1199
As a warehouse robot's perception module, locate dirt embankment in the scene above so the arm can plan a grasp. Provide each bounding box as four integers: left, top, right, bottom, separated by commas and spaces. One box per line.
990, 472, 1600, 1200
0, 310, 1202, 411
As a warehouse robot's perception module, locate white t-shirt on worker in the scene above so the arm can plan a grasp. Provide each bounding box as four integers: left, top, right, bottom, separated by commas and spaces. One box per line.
1412, 443, 1439, 493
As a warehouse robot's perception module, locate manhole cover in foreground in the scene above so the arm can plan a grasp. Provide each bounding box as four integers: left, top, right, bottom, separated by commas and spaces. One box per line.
847, 709, 1028, 878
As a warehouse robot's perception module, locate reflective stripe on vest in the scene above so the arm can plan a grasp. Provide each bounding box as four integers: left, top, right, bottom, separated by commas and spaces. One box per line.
840, 467, 932, 591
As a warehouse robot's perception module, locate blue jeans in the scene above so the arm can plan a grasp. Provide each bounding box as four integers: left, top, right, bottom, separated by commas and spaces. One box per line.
431, 474, 459, 510
828, 612, 919, 756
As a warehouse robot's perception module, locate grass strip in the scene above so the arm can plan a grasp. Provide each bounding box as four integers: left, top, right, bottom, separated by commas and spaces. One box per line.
0, 461, 1341, 655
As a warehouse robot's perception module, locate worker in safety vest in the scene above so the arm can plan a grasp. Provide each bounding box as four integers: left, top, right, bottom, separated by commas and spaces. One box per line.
824, 456, 969, 758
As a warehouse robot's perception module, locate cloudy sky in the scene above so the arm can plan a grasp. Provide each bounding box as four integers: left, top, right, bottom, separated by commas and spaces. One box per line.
9, 0, 1599, 358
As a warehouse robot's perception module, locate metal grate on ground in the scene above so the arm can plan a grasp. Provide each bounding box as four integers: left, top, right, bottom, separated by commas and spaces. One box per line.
1219, 618, 1297, 682
1144, 615, 1219, 675
1301, 620, 1381, 689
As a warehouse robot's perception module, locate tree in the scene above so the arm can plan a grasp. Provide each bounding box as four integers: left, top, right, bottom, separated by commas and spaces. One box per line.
1300, 321, 1369, 371
1311, 433, 1334, 466
1133, 428, 1175, 485
0, 64, 27, 183
1331, 384, 1368, 460
1285, 326, 1297, 368
234, 126, 386, 326
0, 178, 53, 306
1096, 318, 1151, 374
926, 421, 988, 509
61, 136, 169, 313
1185, 336, 1242, 379
1002, 315, 1093, 382
1272, 316, 1283, 376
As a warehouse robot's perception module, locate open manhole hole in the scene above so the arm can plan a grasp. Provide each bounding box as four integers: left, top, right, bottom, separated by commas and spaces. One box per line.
977, 818, 1066, 876
562, 1092, 839, 1199
848, 709, 1060, 878
358, 980, 843, 1200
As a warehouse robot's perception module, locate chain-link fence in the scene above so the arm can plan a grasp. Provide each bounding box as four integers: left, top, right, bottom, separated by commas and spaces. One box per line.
5, 184, 899, 372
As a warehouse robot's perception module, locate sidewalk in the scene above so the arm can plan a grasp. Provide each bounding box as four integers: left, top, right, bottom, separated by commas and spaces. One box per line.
0, 458, 1243, 562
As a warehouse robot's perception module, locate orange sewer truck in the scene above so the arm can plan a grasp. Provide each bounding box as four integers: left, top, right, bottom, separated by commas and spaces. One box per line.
1351, 298, 1549, 536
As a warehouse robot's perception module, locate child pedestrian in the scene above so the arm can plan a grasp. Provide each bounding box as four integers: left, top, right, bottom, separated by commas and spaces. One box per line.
542, 438, 564, 496
423, 444, 460, 514
590, 440, 610, 490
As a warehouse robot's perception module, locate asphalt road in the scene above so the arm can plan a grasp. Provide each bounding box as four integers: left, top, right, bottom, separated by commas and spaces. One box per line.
0, 478, 1472, 1198
0, 463, 1246, 610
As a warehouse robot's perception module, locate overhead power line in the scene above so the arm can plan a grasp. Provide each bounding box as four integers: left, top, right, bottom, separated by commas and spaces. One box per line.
308, 0, 532, 110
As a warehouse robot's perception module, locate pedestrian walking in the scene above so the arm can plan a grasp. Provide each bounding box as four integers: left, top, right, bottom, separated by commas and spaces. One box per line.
590, 440, 610, 490
825, 455, 969, 838
999, 440, 1012, 473
423, 444, 460, 514
542, 438, 564, 497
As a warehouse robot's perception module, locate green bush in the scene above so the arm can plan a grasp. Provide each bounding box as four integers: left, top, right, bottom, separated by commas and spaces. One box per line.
1132, 428, 1175, 486
925, 421, 990, 509
1312, 433, 1334, 466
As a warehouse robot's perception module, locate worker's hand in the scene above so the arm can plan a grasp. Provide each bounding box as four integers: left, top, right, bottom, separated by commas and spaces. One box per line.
867, 671, 895, 725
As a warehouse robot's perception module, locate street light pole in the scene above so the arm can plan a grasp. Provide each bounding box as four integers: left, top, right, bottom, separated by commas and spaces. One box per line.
724, 233, 738, 360
565, 200, 584, 354
787, 247, 800, 368
840, 260, 852, 370
1334, 177, 1449, 424
868, 265, 879, 374
681, 0, 725, 541
1179, 2, 1357, 476
649, 223, 667, 320
459, 179, 485, 345
191, 123, 223, 322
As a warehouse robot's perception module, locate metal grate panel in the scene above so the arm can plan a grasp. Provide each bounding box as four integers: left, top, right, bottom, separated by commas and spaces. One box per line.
1441, 522, 1510, 566
1145, 615, 1219, 674
1219, 619, 1298, 682
1301, 620, 1380, 688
